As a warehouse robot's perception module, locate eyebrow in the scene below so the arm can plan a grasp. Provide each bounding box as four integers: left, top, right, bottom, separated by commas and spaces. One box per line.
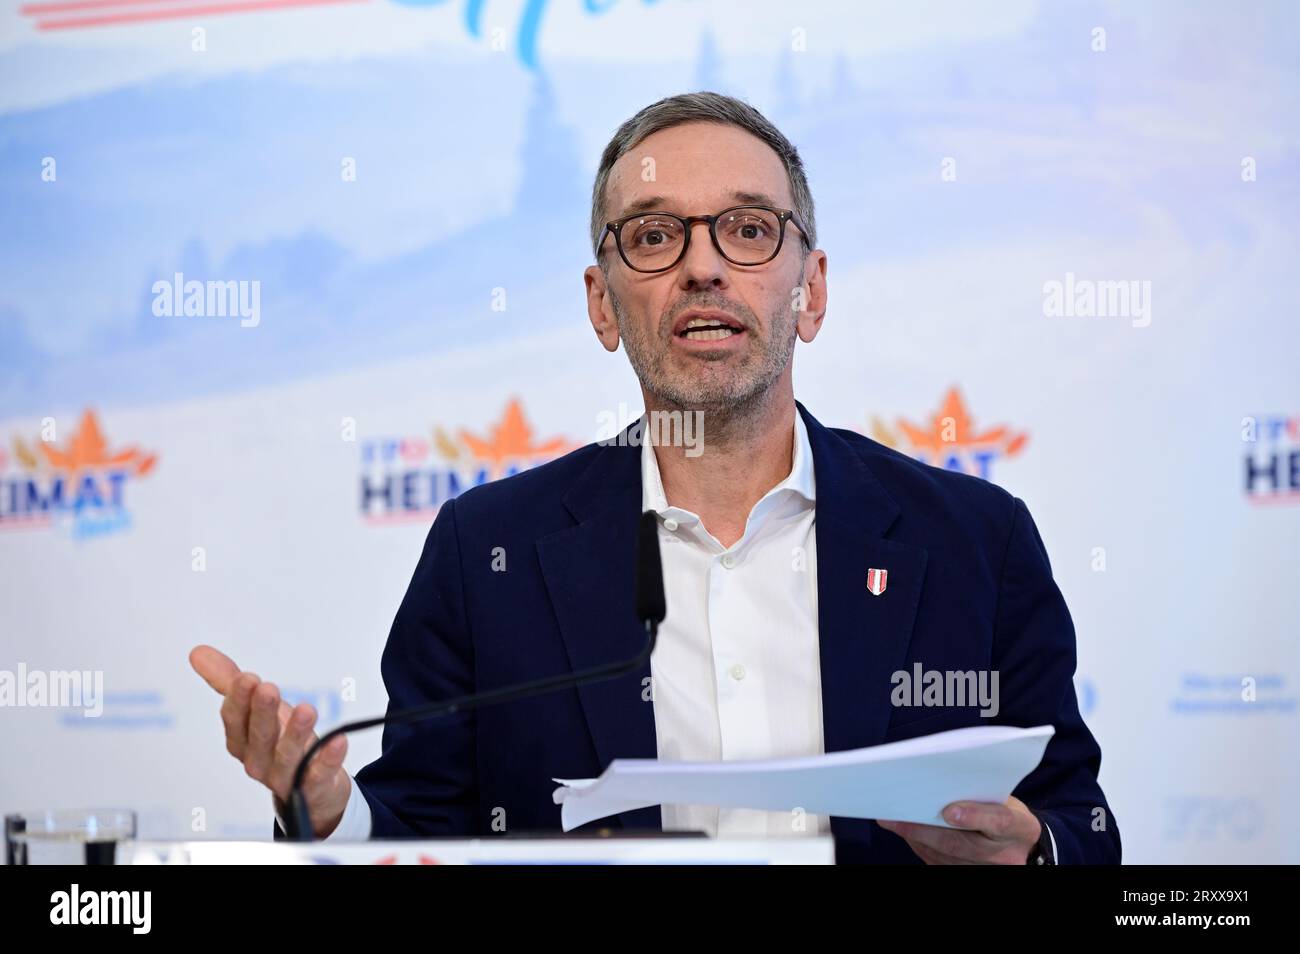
614, 190, 784, 220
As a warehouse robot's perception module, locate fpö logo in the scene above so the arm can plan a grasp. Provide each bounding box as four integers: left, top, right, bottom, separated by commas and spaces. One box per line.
360, 398, 574, 524
0, 410, 158, 539
1242, 414, 1300, 504
869, 387, 1028, 480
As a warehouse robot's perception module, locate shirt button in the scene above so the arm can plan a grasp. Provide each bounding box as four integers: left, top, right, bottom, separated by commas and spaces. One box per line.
730, 664, 746, 681
663, 517, 678, 532
720, 553, 736, 569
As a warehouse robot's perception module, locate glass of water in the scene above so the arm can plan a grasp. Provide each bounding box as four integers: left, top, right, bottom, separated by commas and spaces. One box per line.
5, 809, 137, 865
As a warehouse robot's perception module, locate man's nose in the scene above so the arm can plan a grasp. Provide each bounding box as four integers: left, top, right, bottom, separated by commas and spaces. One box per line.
677, 220, 729, 289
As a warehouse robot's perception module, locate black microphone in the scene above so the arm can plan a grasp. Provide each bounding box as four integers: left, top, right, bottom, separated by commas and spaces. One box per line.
634, 507, 667, 626
285, 509, 667, 841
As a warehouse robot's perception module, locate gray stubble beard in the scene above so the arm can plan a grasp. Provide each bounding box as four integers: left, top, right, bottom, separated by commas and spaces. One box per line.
611, 289, 797, 438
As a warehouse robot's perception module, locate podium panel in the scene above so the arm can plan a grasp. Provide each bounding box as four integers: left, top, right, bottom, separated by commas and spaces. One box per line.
120, 837, 835, 865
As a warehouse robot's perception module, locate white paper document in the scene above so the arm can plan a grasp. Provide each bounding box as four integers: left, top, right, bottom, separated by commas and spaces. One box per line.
552, 724, 1054, 832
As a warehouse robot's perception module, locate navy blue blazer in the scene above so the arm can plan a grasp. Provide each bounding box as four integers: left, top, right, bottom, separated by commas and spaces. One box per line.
340, 401, 1120, 863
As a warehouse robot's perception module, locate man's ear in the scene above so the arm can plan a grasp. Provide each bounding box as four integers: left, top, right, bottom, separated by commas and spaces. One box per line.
584, 263, 622, 353
794, 249, 828, 344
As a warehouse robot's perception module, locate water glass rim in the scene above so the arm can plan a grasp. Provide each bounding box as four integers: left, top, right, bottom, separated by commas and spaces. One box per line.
5, 808, 137, 835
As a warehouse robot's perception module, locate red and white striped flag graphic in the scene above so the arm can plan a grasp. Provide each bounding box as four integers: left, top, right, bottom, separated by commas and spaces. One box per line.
866, 567, 888, 596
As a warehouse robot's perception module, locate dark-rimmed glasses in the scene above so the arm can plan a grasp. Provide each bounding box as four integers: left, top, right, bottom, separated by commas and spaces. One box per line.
599, 204, 810, 273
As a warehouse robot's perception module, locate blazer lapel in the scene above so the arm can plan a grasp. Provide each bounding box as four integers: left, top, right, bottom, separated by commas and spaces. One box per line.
535, 430, 661, 831
799, 402, 929, 846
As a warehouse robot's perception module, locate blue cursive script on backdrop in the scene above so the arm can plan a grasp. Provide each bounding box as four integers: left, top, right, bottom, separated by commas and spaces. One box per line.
390, 0, 667, 70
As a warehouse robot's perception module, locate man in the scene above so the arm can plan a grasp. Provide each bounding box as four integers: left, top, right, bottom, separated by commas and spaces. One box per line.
191, 91, 1120, 864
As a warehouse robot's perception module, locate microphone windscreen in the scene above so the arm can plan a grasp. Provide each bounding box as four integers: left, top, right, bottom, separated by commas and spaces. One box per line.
635, 510, 667, 624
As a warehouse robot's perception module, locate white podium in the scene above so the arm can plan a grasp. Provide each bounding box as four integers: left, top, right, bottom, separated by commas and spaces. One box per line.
120, 836, 834, 865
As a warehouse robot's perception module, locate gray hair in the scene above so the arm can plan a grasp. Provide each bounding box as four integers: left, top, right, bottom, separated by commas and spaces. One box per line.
589, 91, 817, 260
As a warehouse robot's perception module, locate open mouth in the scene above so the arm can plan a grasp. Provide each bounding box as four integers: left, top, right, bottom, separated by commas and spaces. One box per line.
675, 314, 746, 342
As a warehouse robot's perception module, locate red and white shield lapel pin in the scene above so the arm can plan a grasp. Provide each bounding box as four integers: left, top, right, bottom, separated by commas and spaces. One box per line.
866, 568, 888, 596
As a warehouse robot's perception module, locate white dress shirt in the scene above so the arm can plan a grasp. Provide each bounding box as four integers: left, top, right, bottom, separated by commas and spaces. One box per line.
643, 410, 829, 838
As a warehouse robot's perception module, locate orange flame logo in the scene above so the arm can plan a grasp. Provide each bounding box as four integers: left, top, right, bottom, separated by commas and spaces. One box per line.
871, 388, 1027, 473
13, 410, 157, 477
434, 398, 571, 479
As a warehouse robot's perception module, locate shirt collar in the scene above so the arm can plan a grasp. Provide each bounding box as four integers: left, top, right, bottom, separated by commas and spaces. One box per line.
640, 409, 816, 515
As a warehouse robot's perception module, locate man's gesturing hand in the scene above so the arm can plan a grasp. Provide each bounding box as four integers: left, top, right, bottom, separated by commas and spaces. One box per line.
188, 644, 352, 839
877, 796, 1043, 864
